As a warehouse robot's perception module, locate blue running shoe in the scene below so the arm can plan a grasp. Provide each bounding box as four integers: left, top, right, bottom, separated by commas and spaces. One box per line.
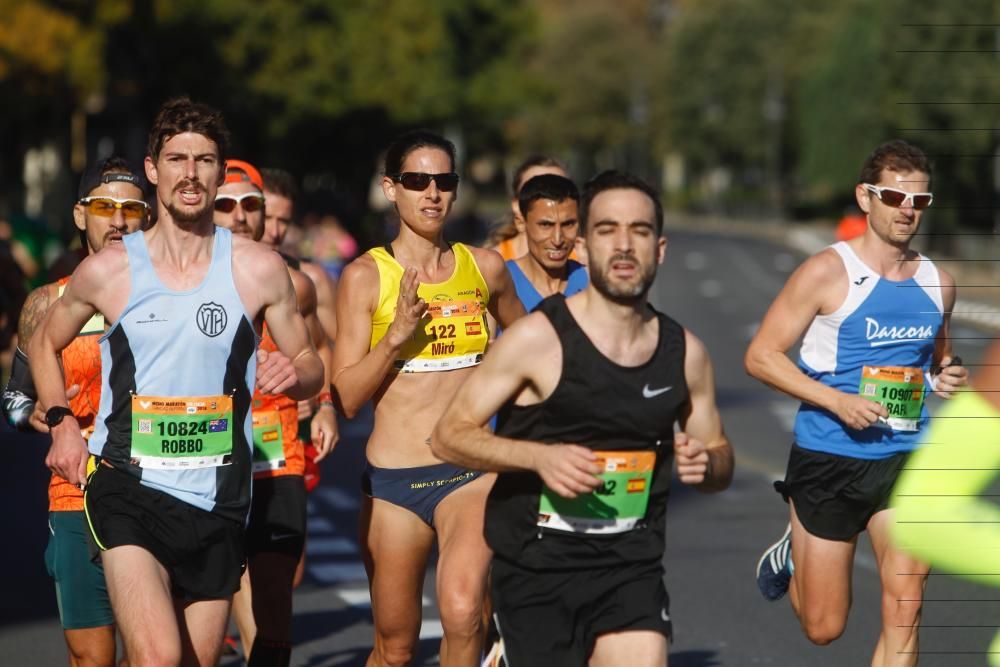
756, 523, 792, 601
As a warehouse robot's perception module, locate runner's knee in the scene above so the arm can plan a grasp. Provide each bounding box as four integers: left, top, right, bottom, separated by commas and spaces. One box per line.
882, 591, 922, 629
437, 587, 483, 639
800, 612, 847, 646
372, 636, 416, 667
123, 639, 180, 667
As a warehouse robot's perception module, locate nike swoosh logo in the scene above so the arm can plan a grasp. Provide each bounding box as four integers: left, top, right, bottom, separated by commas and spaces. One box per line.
661, 608, 671, 622
854, 276, 869, 285
642, 384, 672, 398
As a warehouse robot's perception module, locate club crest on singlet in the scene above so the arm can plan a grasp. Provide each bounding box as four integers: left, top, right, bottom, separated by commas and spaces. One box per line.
196, 302, 228, 337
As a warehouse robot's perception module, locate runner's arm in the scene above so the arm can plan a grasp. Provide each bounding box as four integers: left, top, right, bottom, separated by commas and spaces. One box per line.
432, 314, 602, 497
929, 269, 968, 397
27, 267, 101, 485
1, 285, 51, 430
331, 258, 424, 417
294, 269, 339, 459
301, 260, 338, 342
258, 253, 323, 401
744, 251, 888, 429
676, 330, 733, 492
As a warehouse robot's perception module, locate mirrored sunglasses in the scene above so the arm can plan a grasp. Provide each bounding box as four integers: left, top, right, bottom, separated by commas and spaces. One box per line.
214, 193, 265, 213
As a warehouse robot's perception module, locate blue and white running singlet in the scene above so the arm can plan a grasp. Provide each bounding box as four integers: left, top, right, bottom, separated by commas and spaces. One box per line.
794, 242, 943, 460
89, 228, 258, 521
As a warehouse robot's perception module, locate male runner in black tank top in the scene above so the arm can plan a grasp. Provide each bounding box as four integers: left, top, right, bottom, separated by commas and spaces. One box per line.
433, 171, 734, 667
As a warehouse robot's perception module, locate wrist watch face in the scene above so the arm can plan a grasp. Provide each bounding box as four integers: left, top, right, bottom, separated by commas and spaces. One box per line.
45, 407, 73, 427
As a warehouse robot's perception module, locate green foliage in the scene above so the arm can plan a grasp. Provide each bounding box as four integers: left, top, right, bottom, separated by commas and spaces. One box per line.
2, 0, 997, 236
654, 0, 999, 225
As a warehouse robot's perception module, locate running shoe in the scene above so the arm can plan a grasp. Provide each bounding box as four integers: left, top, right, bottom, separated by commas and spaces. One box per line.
222, 634, 239, 656
755, 523, 792, 601
481, 639, 505, 667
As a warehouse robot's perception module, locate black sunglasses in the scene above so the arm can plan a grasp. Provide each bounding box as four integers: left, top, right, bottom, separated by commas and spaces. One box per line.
389, 172, 460, 192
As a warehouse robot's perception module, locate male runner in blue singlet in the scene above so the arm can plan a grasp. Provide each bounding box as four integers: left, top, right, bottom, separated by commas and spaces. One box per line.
747, 140, 968, 666
28, 97, 323, 667
505, 174, 587, 311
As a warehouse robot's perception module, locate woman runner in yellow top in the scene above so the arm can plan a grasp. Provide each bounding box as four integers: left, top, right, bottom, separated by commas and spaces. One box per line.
332, 130, 524, 667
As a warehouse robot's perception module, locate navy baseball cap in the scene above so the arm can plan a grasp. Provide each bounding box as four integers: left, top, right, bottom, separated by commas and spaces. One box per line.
78, 156, 147, 200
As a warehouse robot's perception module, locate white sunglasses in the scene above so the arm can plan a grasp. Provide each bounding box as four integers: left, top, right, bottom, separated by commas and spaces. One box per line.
862, 184, 933, 210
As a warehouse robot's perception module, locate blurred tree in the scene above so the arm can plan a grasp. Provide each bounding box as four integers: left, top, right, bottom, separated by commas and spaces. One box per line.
0, 0, 537, 243
794, 0, 999, 235
506, 0, 656, 176
652, 0, 999, 229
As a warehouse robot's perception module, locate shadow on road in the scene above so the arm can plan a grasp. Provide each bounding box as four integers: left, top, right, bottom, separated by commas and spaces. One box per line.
671, 649, 722, 666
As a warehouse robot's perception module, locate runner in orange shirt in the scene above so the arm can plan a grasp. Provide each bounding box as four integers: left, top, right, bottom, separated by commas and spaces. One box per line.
2, 155, 148, 667
214, 159, 336, 667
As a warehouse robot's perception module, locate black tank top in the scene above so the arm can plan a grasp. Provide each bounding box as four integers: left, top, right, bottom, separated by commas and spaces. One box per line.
486, 294, 689, 570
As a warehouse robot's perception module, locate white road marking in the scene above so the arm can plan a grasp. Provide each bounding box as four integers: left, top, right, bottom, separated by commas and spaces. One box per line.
310, 562, 368, 584
685, 250, 707, 270
725, 242, 784, 295
699, 279, 723, 298
769, 400, 798, 434
419, 619, 444, 639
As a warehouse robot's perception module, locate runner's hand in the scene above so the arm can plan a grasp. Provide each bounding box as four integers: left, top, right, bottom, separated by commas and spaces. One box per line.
531, 444, 602, 499
385, 268, 428, 348
674, 432, 710, 485
833, 394, 888, 430
934, 355, 968, 399
297, 398, 315, 422
311, 403, 339, 462
30, 384, 80, 432
45, 424, 88, 487
256, 349, 298, 395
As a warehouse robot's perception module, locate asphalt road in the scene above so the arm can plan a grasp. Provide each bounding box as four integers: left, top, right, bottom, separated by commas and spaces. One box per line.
1, 228, 996, 666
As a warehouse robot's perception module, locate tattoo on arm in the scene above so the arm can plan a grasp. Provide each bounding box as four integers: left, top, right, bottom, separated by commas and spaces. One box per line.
17, 287, 53, 349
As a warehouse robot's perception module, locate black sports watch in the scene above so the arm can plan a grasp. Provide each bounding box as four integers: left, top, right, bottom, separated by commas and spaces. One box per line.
44, 406, 75, 428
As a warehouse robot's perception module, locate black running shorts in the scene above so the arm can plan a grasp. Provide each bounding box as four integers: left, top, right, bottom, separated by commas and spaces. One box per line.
84, 463, 245, 600
775, 442, 909, 541
244, 475, 307, 558
491, 556, 672, 667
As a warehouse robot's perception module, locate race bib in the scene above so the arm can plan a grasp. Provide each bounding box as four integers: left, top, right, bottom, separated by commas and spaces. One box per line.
130, 394, 234, 469
537, 450, 655, 535
858, 365, 924, 432
252, 409, 285, 472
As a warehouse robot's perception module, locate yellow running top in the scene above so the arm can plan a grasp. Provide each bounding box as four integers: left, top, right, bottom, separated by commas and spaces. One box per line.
368, 242, 491, 373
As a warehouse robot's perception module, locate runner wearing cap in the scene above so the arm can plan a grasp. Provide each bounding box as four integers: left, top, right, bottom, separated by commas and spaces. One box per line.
27, 97, 323, 666
259, 167, 339, 590
2, 155, 147, 667
214, 158, 336, 667
332, 130, 524, 667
